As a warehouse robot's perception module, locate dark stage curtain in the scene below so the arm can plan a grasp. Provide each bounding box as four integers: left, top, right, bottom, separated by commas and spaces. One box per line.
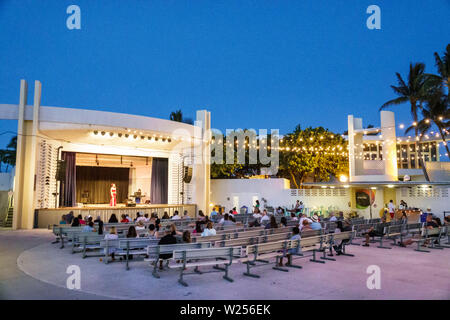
150, 158, 168, 204
76, 166, 130, 204
60, 152, 77, 207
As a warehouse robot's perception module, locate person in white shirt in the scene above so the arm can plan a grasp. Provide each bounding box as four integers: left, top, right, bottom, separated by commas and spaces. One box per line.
252, 212, 262, 220
201, 222, 217, 237
135, 212, 146, 223
260, 210, 270, 225
299, 214, 312, 230
171, 210, 181, 220
329, 212, 337, 222
387, 200, 395, 220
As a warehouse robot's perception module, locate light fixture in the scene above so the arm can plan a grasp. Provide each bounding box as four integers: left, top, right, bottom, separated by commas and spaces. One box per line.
118, 133, 123, 137
387, 185, 394, 188
370, 187, 377, 190
343, 185, 350, 188
101, 131, 106, 136
109, 132, 114, 137
93, 130, 98, 135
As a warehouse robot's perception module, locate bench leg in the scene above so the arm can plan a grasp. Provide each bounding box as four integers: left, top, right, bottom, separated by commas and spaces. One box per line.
151, 261, 160, 278
243, 262, 260, 278
415, 241, 430, 253
194, 266, 202, 274
223, 264, 233, 282
309, 250, 325, 264
377, 237, 392, 249
272, 256, 289, 272
60, 236, 65, 249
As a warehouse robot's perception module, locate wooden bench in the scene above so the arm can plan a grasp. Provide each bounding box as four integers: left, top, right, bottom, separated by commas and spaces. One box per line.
413, 227, 446, 252
117, 238, 160, 270
385, 225, 406, 247
71, 233, 111, 258
145, 242, 212, 278
242, 235, 327, 278
329, 231, 356, 257
170, 246, 242, 286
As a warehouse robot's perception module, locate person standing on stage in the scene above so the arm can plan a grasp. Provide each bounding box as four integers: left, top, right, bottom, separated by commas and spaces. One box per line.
387, 200, 395, 220
110, 183, 117, 207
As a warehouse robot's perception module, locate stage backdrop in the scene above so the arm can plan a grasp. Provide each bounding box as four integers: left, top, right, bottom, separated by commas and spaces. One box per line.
150, 158, 168, 204
76, 166, 129, 204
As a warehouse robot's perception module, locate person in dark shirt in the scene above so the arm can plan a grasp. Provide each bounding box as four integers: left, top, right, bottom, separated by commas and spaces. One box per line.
363, 217, 387, 247
158, 225, 177, 270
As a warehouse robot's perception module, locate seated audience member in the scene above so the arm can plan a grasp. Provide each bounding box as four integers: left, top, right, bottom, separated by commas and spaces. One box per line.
82, 221, 94, 232
182, 230, 192, 243
127, 225, 138, 238
444, 216, 450, 226
136, 220, 146, 231
103, 226, 119, 261
221, 213, 235, 227
338, 211, 344, 220
192, 221, 203, 235
310, 216, 322, 230
108, 214, 118, 223
290, 212, 298, 221
171, 210, 181, 220
232, 207, 238, 215
147, 224, 158, 239
136, 212, 147, 223
280, 216, 288, 227
65, 211, 74, 224
120, 214, 129, 223
400, 214, 440, 247
71, 217, 80, 227
182, 211, 191, 220
400, 211, 408, 224
162, 212, 170, 220
363, 217, 387, 247
301, 219, 313, 231
260, 210, 270, 225
198, 210, 207, 221
228, 214, 236, 223
332, 221, 351, 255
433, 217, 442, 227
279, 226, 301, 266
170, 223, 183, 237
158, 225, 177, 270
59, 215, 67, 224
78, 215, 86, 225
329, 212, 337, 222
265, 215, 278, 229
210, 208, 218, 220
144, 214, 150, 222
252, 211, 262, 220
94, 215, 102, 223
299, 214, 312, 227
201, 221, 217, 237
97, 221, 104, 235
312, 212, 320, 222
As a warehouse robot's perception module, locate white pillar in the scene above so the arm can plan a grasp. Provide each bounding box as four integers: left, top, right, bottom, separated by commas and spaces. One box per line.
12, 80, 27, 230
193, 110, 211, 216
380, 111, 398, 181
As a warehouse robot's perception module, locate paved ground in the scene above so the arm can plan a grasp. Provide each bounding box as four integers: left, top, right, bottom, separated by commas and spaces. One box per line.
1, 229, 450, 300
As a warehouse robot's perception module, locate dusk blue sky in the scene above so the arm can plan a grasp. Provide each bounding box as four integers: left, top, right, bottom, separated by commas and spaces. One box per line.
0, 1, 449, 155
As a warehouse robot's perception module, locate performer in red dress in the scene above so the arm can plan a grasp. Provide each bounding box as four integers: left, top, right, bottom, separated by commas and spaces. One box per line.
110, 183, 117, 207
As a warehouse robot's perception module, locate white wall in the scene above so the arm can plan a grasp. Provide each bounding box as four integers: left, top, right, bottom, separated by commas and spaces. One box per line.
210, 178, 352, 214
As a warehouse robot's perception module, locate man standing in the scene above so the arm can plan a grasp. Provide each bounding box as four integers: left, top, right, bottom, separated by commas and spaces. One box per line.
387, 200, 395, 220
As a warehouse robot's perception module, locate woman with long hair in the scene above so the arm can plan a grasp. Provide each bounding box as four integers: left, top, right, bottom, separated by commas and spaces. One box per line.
127, 225, 138, 238
71, 217, 80, 227
108, 214, 118, 223
265, 215, 278, 229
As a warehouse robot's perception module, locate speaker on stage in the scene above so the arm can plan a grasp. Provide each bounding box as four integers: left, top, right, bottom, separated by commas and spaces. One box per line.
55, 160, 67, 181
183, 166, 193, 183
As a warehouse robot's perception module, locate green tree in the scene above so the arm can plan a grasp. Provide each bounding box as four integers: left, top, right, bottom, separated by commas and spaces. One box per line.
278, 126, 348, 188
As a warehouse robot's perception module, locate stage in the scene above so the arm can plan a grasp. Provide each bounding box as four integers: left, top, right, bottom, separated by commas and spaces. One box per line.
36, 203, 197, 228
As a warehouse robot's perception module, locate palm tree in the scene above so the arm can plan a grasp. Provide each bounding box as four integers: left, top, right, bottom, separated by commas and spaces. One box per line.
433, 44, 450, 89
0, 136, 17, 172
380, 63, 430, 165
405, 91, 450, 156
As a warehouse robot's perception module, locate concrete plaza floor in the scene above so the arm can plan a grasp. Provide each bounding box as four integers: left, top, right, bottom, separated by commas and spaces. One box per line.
1, 229, 449, 300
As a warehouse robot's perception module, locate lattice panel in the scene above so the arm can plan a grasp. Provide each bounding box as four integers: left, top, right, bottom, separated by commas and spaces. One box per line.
36, 140, 58, 209
168, 153, 182, 205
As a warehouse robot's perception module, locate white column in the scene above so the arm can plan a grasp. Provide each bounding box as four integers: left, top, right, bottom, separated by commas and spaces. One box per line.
380, 111, 398, 181
12, 80, 27, 230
